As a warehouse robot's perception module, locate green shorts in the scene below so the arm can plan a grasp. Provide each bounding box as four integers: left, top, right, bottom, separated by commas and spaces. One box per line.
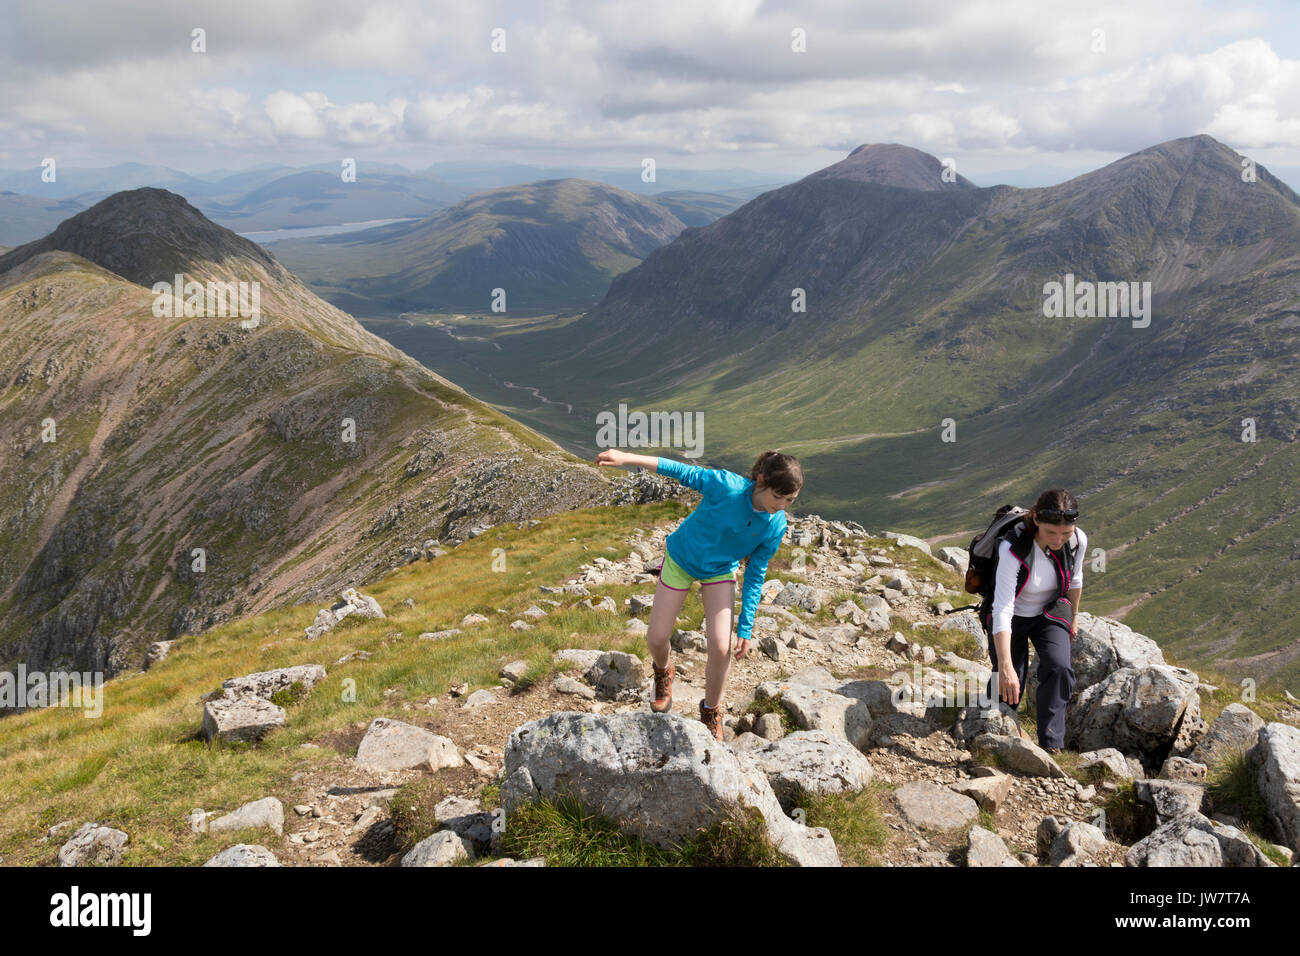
657, 551, 737, 590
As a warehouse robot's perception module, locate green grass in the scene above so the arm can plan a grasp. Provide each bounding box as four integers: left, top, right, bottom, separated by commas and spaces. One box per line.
497, 792, 788, 866
796, 780, 891, 866
0, 500, 687, 866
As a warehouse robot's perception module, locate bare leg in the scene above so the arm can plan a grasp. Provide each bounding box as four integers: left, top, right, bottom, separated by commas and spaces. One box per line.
700, 580, 736, 707
645, 578, 689, 669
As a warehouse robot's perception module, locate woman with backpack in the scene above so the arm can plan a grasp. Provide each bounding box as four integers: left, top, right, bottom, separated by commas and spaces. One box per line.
593, 449, 802, 741
985, 489, 1086, 753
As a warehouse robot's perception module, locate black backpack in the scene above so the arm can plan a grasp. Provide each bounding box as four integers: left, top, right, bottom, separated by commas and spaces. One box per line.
948, 504, 1077, 636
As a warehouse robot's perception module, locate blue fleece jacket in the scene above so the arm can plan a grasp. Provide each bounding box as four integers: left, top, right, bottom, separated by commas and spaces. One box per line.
656, 456, 787, 641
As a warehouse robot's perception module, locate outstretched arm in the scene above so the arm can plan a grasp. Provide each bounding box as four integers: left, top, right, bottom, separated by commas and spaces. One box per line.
594, 449, 659, 472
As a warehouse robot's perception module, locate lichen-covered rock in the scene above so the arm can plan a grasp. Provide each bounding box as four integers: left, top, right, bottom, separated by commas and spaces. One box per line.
500, 711, 839, 866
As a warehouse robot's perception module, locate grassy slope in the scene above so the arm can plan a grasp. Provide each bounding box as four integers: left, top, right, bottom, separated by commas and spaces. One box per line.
2, 499, 1294, 866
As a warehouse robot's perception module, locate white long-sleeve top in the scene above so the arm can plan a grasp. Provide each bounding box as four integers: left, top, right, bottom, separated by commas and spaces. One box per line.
991, 527, 1086, 634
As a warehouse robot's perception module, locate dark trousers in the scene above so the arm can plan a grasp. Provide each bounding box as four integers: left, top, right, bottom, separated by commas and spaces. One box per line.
984, 613, 1075, 749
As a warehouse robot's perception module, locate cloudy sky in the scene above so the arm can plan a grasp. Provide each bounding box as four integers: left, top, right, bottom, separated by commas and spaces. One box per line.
1, 0, 1297, 186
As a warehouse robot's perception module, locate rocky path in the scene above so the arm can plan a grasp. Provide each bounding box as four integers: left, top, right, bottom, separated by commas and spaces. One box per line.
53, 514, 1300, 868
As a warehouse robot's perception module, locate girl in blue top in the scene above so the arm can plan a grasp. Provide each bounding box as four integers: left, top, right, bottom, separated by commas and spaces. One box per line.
594, 449, 803, 741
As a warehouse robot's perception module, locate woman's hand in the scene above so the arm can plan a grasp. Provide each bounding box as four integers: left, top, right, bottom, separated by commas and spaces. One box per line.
594, 449, 626, 467
998, 666, 1021, 706
734, 638, 750, 660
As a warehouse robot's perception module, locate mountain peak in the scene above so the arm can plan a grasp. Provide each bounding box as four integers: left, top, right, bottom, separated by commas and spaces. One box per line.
805, 143, 977, 191
0, 187, 282, 287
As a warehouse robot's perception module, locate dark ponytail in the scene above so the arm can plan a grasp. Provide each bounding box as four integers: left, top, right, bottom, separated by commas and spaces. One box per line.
1024, 488, 1079, 536
750, 450, 803, 497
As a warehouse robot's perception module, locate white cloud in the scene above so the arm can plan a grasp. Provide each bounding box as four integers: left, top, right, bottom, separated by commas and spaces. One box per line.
0, 1, 1296, 170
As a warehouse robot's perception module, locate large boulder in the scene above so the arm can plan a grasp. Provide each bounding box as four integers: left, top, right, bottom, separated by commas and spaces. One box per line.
1126, 813, 1277, 867
1192, 703, 1265, 767
57, 823, 128, 867
753, 680, 873, 750
201, 695, 286, 744
354, 717, 464, 772
500, 711, 839, 866
221, 665, 327, 701
1065, 665, 1201, 759
1248, 722, 1300, 852
305, 588, 385, 640
748, 730, 875, 811
1070, 614, 1165, 691
1026, 613, 1165, 706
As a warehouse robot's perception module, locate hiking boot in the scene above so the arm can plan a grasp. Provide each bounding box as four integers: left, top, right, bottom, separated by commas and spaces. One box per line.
650, 661, 674, 713
699, 700, 723, 741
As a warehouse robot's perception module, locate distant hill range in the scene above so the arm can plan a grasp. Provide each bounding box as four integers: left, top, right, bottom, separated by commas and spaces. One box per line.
0, 161, 773, 245
378, 137, 1300, 691
268, 178, 718, 315
0, 188, 670, 679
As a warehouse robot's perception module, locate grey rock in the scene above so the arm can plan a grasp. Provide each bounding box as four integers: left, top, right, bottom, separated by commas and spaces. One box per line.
860, 711, 937, 749
1126, 812, 1276, 867
972, 734, 1067, 777
1158, 756, 1208, 782
554, 675, 596, 699
773, 582, 831, 613
500, 711, 839, 866
209, 797, 285, 836
950, 773, 1013, 813
671, 629, 708, 652
940, 611, 985, 643
937, 547, 969, 574
967, 825, 1021, 866
202, 844, 281, 867
754, 713, 786, 740
883, 532, 932, 555
894, 782, 978, 831
202, 695, 286, 744
952, 704, 1022, 742
463, 689, 497, 708
1249, 722, 1300, 852
1192, 703, 1265, 767
555, 649, 603, 671
401, 830, 472, 866
500, 660, 530, 684
1134, 779, 1206, 823
1044, 819, 1108, 866
1065, 665, 1201, 757
587, 651, 644, 701
221, 664, 327, 701
750, 730, 875, 811
1078, 748, 1137, 780
754, 681, 873, 751
354, 717, 464, 772
57, 823, 128, 867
